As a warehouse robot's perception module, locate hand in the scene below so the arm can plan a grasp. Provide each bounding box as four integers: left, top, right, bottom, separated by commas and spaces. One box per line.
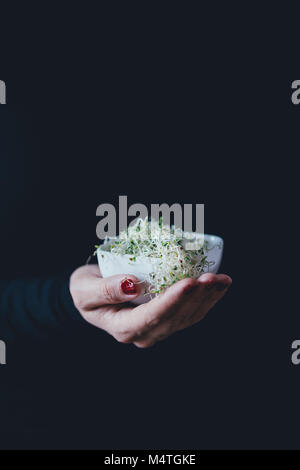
70, 265, 232, 348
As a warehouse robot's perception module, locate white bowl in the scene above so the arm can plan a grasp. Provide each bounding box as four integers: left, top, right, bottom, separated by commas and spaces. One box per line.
97, 234, 223, 305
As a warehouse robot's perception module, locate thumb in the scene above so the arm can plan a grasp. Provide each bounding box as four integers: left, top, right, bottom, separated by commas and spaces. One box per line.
86, 274, 142, 308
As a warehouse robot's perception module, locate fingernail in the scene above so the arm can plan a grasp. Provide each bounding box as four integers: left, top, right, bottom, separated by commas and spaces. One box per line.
121, 278, 137, 295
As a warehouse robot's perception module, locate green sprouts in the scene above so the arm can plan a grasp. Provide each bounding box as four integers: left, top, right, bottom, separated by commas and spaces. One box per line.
98, 218, 211, 295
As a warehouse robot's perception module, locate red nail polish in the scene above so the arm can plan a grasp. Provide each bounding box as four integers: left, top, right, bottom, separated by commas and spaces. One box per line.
121, 278, 137, 295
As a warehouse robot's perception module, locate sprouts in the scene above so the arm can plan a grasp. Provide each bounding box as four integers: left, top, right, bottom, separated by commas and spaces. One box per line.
97, 217, 212, 295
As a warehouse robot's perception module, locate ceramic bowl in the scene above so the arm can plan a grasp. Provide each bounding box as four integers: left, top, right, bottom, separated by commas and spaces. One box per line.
97, 234, 224, 304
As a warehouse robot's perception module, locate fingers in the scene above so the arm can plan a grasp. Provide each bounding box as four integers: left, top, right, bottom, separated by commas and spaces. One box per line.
98, 274, 143, 305
197, 272, 232, 290
72, 263, 232, 349
134, 273, 232, 331
72, 269, 143, 310
133, 280, 202, 348
184, 273, 232, 324
130, 277, 200, 335
133, 273, 232, 348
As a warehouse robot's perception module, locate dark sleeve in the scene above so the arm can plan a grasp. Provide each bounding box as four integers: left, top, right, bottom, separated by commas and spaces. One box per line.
0, 273, 85, 343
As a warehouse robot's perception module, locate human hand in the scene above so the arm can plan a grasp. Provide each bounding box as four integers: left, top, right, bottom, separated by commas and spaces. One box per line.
70, 265, 232, 348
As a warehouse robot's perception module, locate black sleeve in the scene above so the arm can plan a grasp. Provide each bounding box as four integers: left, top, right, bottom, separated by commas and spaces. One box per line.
0, 273, 85, 343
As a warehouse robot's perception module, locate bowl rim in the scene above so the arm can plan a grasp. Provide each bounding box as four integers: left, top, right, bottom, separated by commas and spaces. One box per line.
97, 233, 223, 258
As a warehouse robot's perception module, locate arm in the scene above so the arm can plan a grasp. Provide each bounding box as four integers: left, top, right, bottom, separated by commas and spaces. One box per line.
0, 274, 83, 342
0, 266, 231, 346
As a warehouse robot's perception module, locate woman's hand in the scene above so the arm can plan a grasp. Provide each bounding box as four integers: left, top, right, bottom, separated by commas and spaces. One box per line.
70, 265, 232, 348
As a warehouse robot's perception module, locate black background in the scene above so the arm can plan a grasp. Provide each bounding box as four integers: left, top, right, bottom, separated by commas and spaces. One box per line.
0, 4, 299, 449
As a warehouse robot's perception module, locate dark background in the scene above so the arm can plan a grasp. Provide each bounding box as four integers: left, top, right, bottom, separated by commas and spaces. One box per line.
0, 4, 299, 449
